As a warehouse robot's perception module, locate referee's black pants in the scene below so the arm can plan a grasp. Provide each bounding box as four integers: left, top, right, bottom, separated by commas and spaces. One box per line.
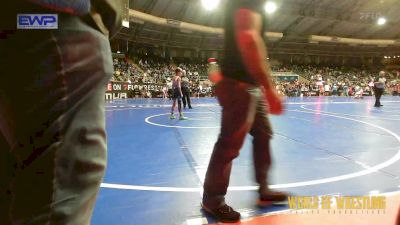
374, 87, 384, 107
182, 87, 192, 108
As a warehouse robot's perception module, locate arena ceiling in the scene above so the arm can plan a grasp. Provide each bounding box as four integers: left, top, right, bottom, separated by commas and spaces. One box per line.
115, 0, 400, 56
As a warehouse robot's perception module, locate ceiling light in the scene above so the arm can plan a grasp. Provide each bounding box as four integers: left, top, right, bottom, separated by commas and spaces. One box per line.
122, 20, 129, 28
264, 2, 278, 14
377, 17, 386, 25
201, 0, 220, 11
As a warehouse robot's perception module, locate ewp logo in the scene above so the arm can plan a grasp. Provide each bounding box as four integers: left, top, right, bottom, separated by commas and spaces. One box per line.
17, 14, 58, 29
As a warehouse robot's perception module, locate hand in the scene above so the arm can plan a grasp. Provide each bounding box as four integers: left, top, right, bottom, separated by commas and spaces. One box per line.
265, 90, 284, 115
208, 71, 223, 84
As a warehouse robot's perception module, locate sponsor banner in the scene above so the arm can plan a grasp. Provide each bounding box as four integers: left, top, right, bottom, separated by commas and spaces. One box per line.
105, 82, 214, 99
106, 82, 164, 93
272, 72, 299, 82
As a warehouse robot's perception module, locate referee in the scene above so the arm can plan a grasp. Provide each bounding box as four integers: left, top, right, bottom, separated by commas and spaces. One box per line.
374, 71, 386, 107
181, 73, 192, 109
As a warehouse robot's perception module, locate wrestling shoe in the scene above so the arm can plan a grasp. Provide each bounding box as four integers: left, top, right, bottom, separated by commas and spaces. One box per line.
257, 189, 289, 207
201, 203, 241, 223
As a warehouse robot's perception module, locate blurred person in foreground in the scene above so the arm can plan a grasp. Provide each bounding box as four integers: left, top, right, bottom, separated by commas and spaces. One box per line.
0, 0, 122, 224
397, 207, 400, 225
202, 0, 287, 223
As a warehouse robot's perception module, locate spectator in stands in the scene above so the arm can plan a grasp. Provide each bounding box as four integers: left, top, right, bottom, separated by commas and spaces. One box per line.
166, 78, 173, 100
343, 83, 349, 97
162, 86, 168, 100
134, 87, 141, 98
332, 83, 338, 96
324, 83, 331, 96
109, 54, 396, 99
354, 84, 364, 99
368, 79, 375, 95
196, 83, 203, 99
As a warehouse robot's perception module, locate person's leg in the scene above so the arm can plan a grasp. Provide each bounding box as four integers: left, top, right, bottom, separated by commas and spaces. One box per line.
203, 81, 257, 209
182, 89, 187, 108
186, 89, 192, 108
248, 89, 288, 206
375, 88, 383, 106
374, 88, 379, 106
170, 99, 176, 119
0, 14, 112, 225
178, 95, 188, 120
376, 89, 380, 105
377, 88, 383, 106
171, 88, 185, 119
171, 100, 176, 112
178, 97, 182, 113
0, 132, 13, 224
249, 90, 273, 190
168, 89, 172, 100
171, 98, 176, 114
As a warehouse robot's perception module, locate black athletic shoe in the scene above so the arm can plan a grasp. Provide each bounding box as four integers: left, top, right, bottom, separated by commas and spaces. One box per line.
379, 104, 383, 107
189, 106, 192, 109
257, 190, 289, 207
201, 203, 241, 223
